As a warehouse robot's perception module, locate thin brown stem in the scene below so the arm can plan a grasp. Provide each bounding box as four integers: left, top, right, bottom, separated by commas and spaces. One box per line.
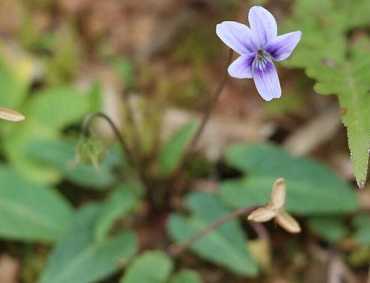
167, 48, 233, 189
168, 205, 255, 257
187, 48, 233, 153
82, 112, 152, 189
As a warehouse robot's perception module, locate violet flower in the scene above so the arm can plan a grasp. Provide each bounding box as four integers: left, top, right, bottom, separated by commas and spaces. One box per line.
216, 6, 301, 101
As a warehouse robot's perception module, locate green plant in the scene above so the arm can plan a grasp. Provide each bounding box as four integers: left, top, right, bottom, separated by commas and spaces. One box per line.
0, 1, 368, 283
283, 0, 370, 187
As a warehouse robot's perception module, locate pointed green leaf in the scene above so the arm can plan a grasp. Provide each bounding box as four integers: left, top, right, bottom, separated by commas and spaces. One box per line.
39, 205, 137, 283
121, 251, 173, 283
25, 87, 90, 129
0, 166, 73, 242
27, 140, 120, 189
352, 214, 370, 246
158, 120, 198, 176
283, 0, 370, 186
308, 217, 348, 243
169, 270, 202, 283
312, 42, 370, 187
96, 183, 140, 241
3, 87, 92, 183
222, 144, 358, 215
0, 57, 32, 109
167, 192, 258, 277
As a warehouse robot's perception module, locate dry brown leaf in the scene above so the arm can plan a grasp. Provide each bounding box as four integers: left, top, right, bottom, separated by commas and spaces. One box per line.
248, 205, 276, 222
271, 177, 286, 210
275, 211, 301, 234
0, 107, 25, 122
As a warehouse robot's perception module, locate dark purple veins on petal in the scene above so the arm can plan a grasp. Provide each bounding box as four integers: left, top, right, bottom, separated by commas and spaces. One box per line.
252, 56, 281, 101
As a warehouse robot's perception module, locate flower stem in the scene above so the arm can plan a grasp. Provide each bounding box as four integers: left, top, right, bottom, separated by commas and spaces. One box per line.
187, 48, 233, 152
82, 112, 134, 165
168, 205, 255, 257
82, 112, 148, 186
168, 48, 233, 186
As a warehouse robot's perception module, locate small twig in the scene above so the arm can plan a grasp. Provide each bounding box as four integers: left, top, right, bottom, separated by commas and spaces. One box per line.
168, 206, 255, 257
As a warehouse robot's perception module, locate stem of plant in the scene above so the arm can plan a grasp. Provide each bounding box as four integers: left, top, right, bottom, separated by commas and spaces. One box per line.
82, 112, 148, 187
168, 205, 255, 257
168, 48, 234, 188
187, 48, 233, 154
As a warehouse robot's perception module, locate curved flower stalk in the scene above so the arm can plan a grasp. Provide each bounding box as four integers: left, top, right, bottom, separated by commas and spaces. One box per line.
248, 178, 301, 234
0, 107, 25, 122
216, 6, 301, 101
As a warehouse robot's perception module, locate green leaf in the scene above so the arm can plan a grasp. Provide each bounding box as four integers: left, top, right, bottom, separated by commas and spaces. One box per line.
113, 57, 135, 90
3, 121, 59, 183
27, 139, 120, 189
283, 0, 370, 186
308, 217, 348, 243
45, 26, 81, 85
3, 87, 92, 183
167, 192, 258, 277
169, 270, 202, 283
121, 251, 173, 283
25, 87, 90, 129
39, 204, 138, 283
283, 0, 346, 72
337, 0, 370, 29
87, 81, 103, 113
158, 120, 198, 176
352, 214, 370, 246
0, 51, 31, 110
95, 183, 140, 241
0, 165, 73, 242
312, 41, 370, 187
221, 144, 358, 215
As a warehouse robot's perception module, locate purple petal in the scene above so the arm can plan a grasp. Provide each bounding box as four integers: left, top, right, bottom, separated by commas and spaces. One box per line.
252, 61, 281, 101
248, 6, 277, 48
228, 55, 254, 79
216, 21, 258, 54
266, 31, 302, 61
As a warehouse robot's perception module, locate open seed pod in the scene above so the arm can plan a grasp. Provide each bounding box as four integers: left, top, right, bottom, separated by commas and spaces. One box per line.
248, 177, 301, 234
0, 107, 25, 122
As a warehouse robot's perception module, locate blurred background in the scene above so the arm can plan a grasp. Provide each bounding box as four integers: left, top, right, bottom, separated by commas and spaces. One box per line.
0, 0, 369, 282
